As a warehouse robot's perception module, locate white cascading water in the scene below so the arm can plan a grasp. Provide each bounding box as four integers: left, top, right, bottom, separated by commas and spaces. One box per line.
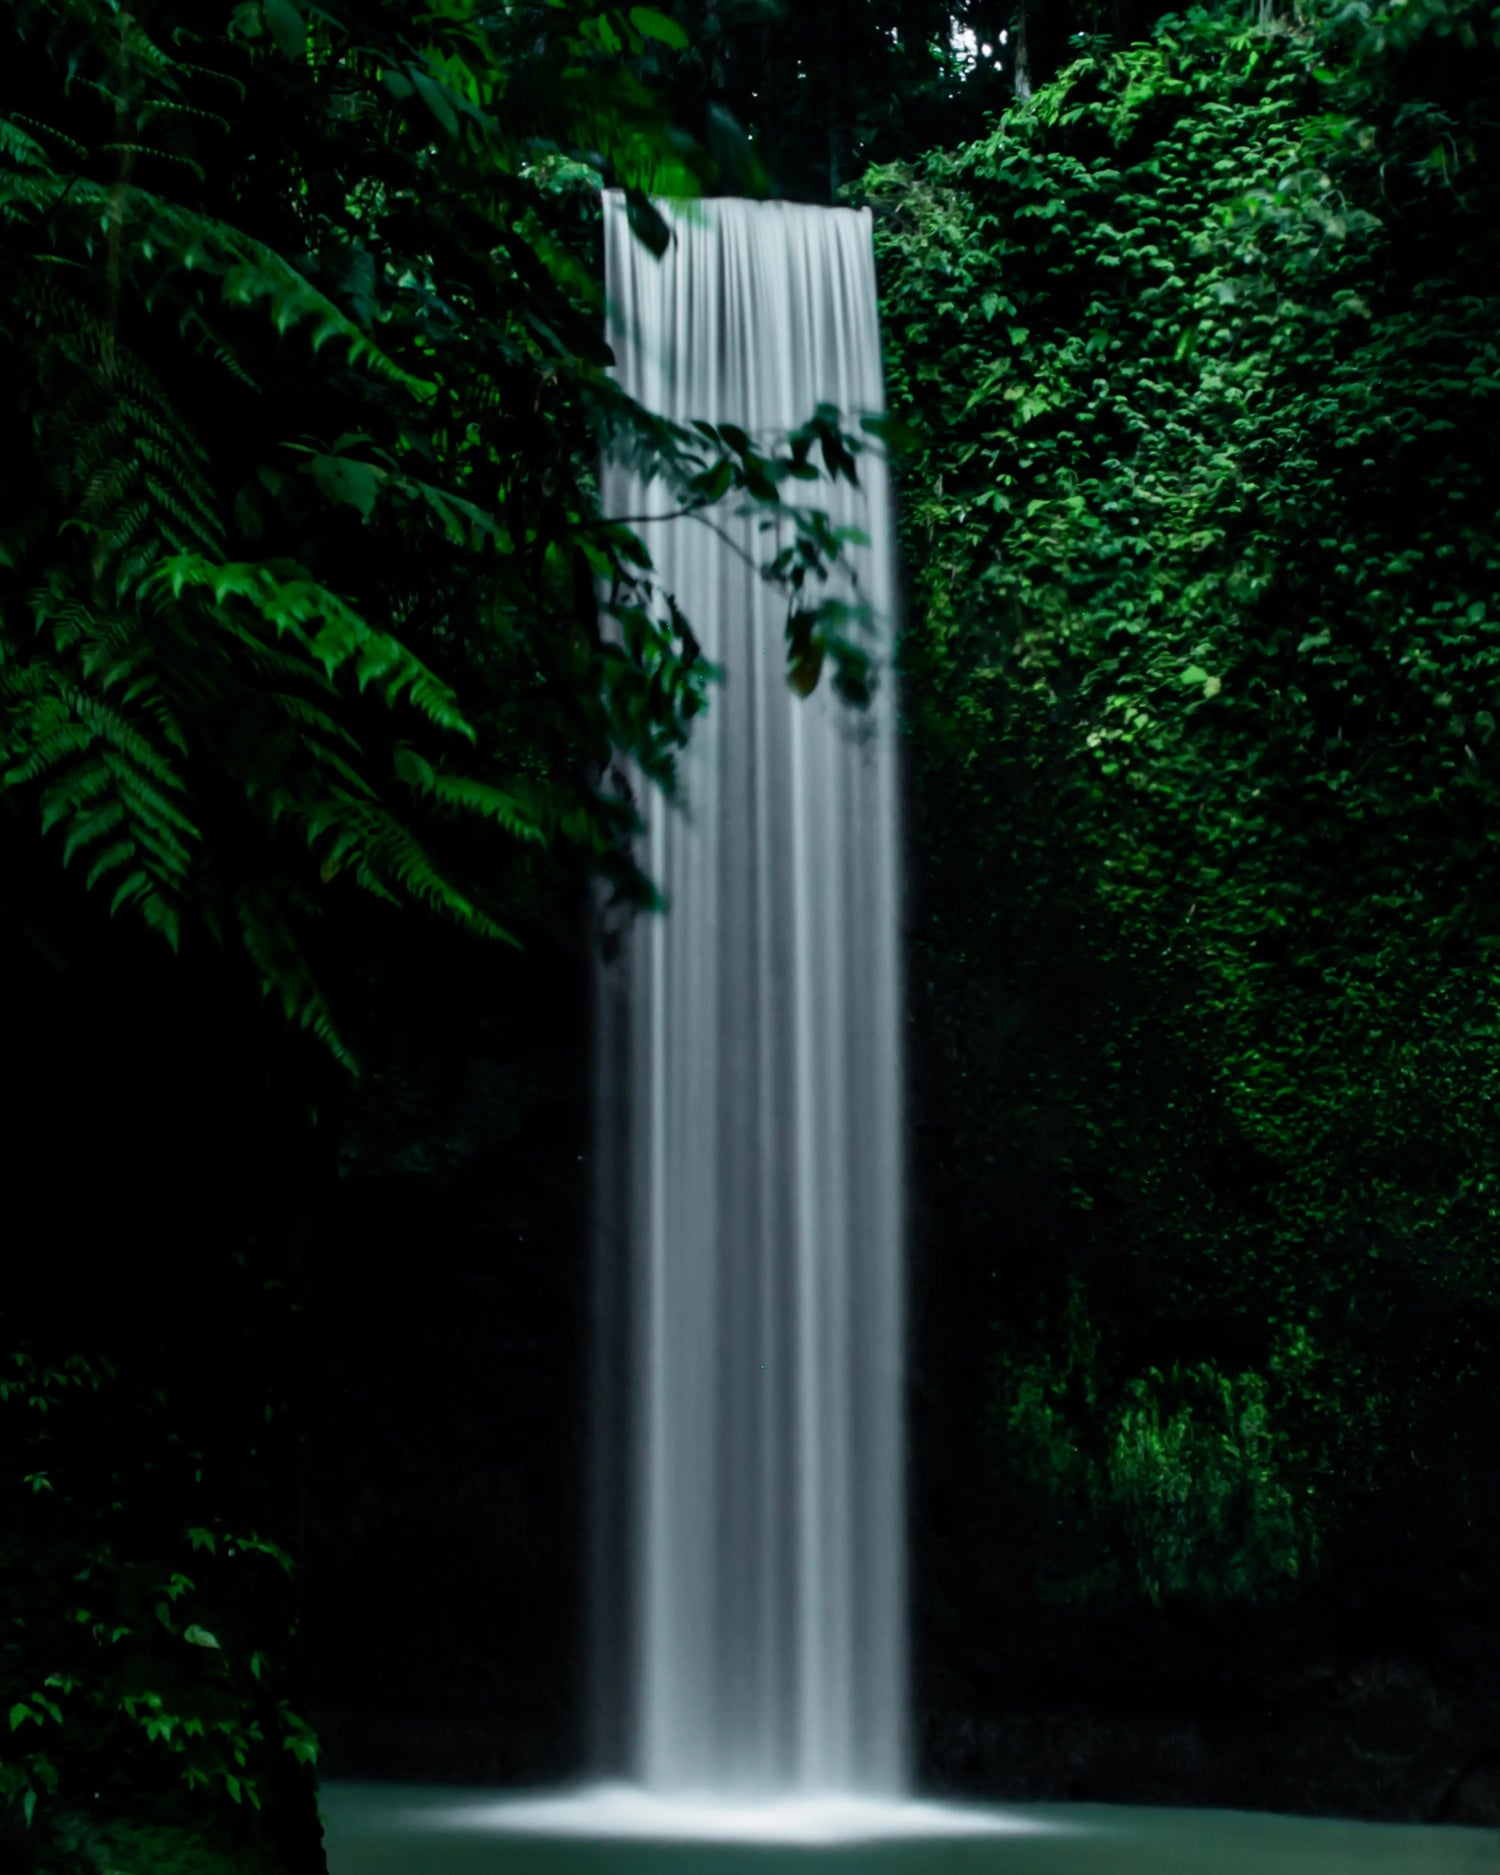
401, 191, 1042, 1841
593, 189, 907, 1800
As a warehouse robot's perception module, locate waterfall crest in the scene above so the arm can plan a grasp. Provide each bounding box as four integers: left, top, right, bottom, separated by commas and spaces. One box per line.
594, 190, 906, 1797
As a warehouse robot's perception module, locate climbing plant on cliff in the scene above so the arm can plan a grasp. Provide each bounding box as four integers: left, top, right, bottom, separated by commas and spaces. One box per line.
864, 0, 1500, 1602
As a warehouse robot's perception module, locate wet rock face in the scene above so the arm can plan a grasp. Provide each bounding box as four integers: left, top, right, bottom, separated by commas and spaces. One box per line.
919, 1708, 1214, 1806
1441, 1752, 1500, 1827
913, 1606, 1500, 1825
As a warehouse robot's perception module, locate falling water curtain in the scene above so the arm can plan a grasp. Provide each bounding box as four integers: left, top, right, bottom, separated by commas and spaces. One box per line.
591, 190, 908, 1795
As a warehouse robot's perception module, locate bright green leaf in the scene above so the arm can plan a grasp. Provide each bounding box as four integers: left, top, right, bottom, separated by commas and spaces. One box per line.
630, 6, 689, 48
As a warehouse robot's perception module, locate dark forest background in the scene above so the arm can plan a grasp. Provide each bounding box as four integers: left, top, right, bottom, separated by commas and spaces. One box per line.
4, 1, 1499, 1870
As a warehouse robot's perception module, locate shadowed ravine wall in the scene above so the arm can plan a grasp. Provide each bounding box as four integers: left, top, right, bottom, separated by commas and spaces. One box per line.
297, 893, 1500, 1825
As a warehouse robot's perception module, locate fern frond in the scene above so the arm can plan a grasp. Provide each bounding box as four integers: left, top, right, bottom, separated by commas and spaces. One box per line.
137, 887, 181, 950
108, 869, 155, 917
112, 9, 190, 83
234, 886, 356, 1075
62, 462, 127, 524
156, 557, 478, 743
308, 794, 518, 944
83, 187, 441, 401
141, 91, 240, 127
271, 692, 363, 752
103, 499, 155, 559
106, 758, 199, 853
394, 757, 548, 846
209, 633, 334, 693
295, 741, 377, 803
125, 815, 194, 880
347, 808, 478, 921
431, 777, 547, 845
2, 721, 92, 785
60, 799, 126, 866
6, 114, 89, 164
5, 656, 197, 927
39, 758, 115, 833
79, 620, 151, 690
29, 322, 226, 599
100, 143, 207, 186
0, 662, 66, 703
41, 602, 107, 655
133, 689, 191, 759
85, 838, 137, 889
170, 300, 260, 391
1, 0, 615, 1072
0, 116, 53, 170
141, 477, 218, 554
347, 861, 402, 908
69, 690, 178, 782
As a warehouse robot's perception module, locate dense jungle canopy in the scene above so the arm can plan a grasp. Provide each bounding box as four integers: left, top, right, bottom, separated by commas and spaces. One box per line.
3, 0, 1499, 1867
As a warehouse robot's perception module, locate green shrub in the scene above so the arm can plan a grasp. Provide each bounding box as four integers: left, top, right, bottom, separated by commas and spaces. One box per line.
993, 1285, 1363, 1606
871, 0, 1500, 1601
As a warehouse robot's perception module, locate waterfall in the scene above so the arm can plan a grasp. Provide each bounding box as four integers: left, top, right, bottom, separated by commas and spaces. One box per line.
593, 191, 906, 1799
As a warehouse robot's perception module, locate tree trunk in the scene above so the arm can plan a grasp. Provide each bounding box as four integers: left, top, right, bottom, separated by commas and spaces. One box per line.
1014, 0, 1034, 98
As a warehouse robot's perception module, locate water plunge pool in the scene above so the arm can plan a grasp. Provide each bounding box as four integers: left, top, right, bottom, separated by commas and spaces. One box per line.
319, 1781, 1498, 1873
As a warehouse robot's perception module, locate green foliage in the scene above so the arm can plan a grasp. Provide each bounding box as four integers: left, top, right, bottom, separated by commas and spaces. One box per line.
14, 1814, 260, 1875
868, 0, 1500, 1604
0, 1346, 312, 1841
0, 0, 877, 1076
993, 1286, 1363, 1606
1, 2, 896, 1847
648, 0, 1018, 203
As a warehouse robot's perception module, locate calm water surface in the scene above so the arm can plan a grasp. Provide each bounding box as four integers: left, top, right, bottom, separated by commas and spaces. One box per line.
319, 1781, 1499, 1875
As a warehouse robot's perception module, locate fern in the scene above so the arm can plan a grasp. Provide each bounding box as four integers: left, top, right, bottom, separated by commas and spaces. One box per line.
232, 884, 355, 1073
59, 797, 125, 864
0, 117, 50, 170
390, 744, 550, 866
307, 793, 519, 944
3, 0, 854, 1093
1, 5, 873, 1853
154, 557, 477, 742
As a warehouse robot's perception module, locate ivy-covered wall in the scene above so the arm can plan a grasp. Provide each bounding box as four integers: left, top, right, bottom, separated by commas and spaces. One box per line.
865, 0, 1500, 1789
